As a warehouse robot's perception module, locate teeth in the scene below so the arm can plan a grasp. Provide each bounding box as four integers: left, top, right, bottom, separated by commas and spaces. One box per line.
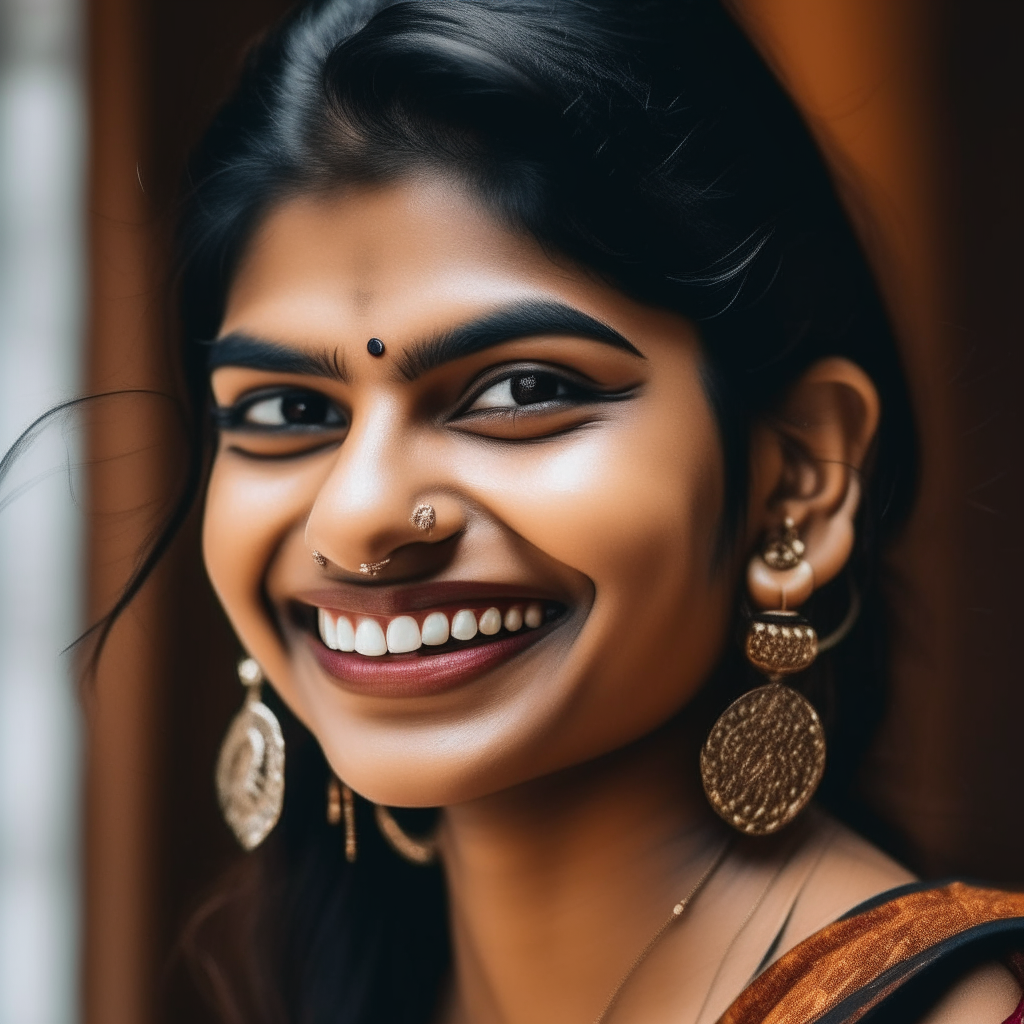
354, 618, 388, 656
421, 611, 450, 646
317, 601, 552, 656
478, 607, 502, 635
335, 615, 355, 652
318, 608, 337, 649
386, 615, 422, 654
451, 609, 478, 641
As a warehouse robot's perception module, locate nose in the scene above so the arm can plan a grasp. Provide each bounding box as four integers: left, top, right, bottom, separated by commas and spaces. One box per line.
304, 398, 462, 576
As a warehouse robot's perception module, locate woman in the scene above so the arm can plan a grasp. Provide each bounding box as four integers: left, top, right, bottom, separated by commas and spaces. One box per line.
135, 0, 1024, 1020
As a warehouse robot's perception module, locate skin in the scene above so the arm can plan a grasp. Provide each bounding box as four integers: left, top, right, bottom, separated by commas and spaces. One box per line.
203, 177, 1019, 1024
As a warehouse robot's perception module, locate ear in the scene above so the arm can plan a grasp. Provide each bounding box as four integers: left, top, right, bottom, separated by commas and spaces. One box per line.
746, 357, 880, 610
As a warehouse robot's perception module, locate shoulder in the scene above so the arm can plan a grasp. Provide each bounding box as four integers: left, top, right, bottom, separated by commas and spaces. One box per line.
772, 816, 1024, 1023
772, 813, 916, 955
917, 962, 1021, 1024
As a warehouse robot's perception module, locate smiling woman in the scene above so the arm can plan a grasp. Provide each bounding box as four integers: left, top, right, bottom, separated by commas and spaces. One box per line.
89, 1, 1024, 1022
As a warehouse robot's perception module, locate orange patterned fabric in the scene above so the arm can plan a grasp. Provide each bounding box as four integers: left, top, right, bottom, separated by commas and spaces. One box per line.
719, 882, 1024, 1024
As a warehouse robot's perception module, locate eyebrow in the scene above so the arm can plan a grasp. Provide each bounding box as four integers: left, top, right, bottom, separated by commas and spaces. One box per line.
206, 300, 642, 382
396, 300, 643, 381
206, 336, 348, 382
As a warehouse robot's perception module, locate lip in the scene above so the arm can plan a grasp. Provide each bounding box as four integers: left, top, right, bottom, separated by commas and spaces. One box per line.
309, 617, 557, 697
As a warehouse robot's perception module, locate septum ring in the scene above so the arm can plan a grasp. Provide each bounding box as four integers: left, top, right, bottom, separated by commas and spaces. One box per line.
313, 549, 391, 576
314, 500, 434, 573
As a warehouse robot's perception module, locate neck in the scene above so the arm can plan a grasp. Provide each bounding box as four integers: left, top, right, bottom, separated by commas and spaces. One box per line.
436, 722, 726, 1024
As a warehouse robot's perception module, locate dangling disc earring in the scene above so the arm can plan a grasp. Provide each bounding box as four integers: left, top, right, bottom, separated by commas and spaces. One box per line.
700, 523, 826, 836
216, 658, 286, 851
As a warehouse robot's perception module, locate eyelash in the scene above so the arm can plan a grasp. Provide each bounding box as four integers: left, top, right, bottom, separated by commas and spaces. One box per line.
212, 366, 626, 438
212, 388, 348, 432
456, 366, 622, 417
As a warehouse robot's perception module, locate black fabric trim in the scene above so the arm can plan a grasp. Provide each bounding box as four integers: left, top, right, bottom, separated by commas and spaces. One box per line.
813, 916, 1024, 1024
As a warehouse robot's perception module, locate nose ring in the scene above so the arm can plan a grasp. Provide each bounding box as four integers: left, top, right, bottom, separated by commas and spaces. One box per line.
411, 503, 436, 531
359, 558, 391, 577
312, 550, 327, 567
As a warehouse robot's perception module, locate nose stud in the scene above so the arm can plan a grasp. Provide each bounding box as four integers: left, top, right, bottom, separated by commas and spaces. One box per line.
359, 558, 391, 577
411, 503, 436, 531
312, 550, 327, 567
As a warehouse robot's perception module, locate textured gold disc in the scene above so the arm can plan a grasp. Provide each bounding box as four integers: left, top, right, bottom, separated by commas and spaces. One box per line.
216, 694, 285, 851
700, 682, 825, 836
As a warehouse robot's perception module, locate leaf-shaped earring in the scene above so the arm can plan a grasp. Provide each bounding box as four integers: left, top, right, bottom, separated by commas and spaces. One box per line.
216, 657, 285, 850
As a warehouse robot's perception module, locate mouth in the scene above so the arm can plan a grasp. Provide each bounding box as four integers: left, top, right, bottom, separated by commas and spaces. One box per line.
301, 595, 565, 697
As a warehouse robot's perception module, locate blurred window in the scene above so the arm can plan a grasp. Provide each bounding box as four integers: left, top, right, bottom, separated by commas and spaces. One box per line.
0, 0, 84, 1022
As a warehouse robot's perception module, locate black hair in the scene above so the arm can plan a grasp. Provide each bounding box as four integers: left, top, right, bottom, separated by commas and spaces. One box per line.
159, 1, 918, 1020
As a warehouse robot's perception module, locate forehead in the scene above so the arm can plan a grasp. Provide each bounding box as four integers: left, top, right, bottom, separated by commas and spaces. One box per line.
222, 177, 579, 342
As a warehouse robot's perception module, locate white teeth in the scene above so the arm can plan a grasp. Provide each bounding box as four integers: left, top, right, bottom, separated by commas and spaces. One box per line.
319, 602, 549, 656
387, 615, 422, 654
451, 609, 478, 641
478, 607, 502, 635
421, 611, 450, 646
354, 617, 388, 656
335, 615, 355, 652
318, 608, 338, 649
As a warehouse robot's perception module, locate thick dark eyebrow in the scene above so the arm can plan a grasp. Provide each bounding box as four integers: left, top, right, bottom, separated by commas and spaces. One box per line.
206, 334, 348, 382
395, 300, 644, 381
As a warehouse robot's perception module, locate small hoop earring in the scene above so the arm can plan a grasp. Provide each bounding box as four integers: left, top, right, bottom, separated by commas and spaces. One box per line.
327, 776, 358, 863
701, 523, 826, 837
411, 503, 436, 531
816, 575, 862, 653
374, 805, 438, 865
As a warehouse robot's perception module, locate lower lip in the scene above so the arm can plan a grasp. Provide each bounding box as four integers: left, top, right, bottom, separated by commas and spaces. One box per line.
310, 624, 554, 697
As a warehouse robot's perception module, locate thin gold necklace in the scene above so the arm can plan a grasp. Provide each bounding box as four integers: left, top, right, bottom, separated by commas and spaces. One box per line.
592, 838, 735, 1024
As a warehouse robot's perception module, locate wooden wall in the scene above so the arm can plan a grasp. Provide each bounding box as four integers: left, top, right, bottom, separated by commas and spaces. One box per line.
81, 0, 1024, 1020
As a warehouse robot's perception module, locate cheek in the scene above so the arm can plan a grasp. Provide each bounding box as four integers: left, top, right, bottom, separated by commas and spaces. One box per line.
464, 369, 723, 593
454, 366, 730, 745
202, 451, 316, 657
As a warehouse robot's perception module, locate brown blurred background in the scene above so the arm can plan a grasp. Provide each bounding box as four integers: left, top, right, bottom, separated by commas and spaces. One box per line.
81, 0, 1024, 1021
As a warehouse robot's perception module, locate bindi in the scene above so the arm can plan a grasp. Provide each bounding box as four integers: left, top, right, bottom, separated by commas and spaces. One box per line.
366, 337, 385, 357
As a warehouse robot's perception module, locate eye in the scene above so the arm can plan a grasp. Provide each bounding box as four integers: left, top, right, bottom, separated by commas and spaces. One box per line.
216, 389, 347, 431
466, 371, 576, 412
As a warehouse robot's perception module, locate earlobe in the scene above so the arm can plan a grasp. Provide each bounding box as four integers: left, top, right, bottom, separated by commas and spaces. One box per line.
747, 357, 879, 609
747, 478, 860, 609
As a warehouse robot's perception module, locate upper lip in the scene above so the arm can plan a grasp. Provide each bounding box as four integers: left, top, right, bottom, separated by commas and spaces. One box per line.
295, 580, 561, 617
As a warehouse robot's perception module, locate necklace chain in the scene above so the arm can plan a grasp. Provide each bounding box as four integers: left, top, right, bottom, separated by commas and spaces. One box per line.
592, 838, 735, 1024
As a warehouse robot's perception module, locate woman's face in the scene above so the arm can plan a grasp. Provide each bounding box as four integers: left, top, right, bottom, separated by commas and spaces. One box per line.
204, 177, 734, 806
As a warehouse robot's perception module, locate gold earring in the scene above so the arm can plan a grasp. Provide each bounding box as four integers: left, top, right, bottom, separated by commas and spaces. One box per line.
374, 805, 438, 865
761, 516, 805, 569
327, 776, 358, 863
700, 528, 826, 836
216, 658, 285, 851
